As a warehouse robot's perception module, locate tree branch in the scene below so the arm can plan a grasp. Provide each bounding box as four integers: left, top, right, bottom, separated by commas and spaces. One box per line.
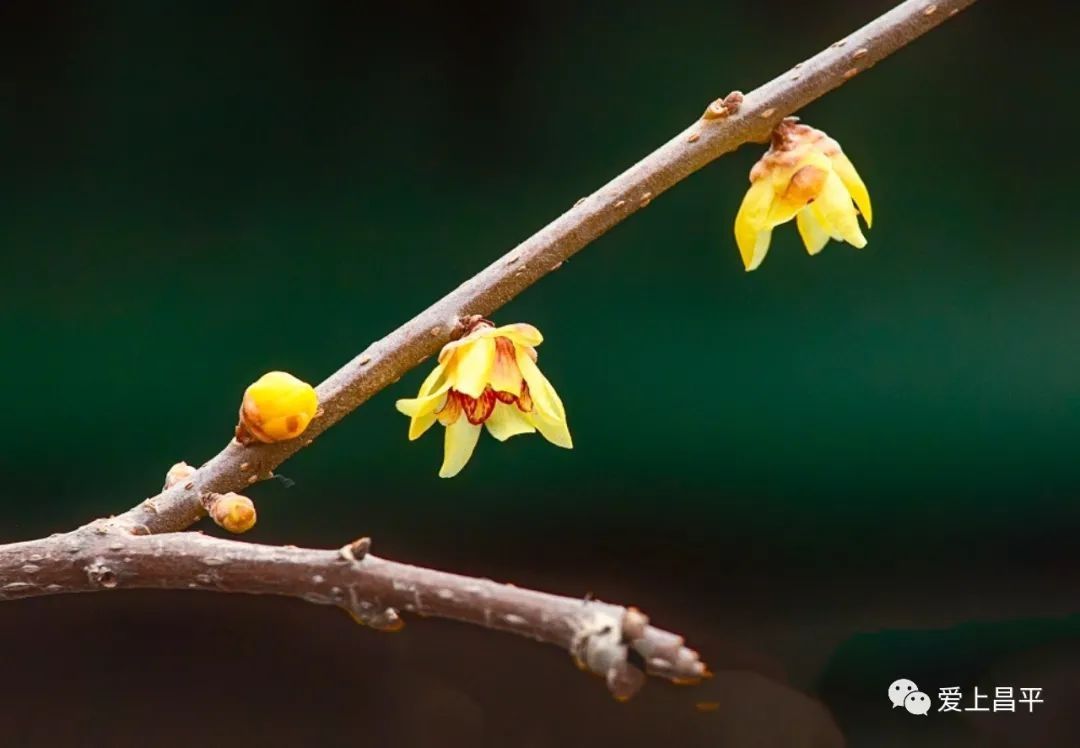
0, 0, 977, 700
111, 0, 977, 537
0, 530, 704, 700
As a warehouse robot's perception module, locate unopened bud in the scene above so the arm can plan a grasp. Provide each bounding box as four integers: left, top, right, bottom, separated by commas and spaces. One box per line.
204, 492, 257, 533
164, 461, 196, 490
345, 606, 405, 632
236, 371, 319, 445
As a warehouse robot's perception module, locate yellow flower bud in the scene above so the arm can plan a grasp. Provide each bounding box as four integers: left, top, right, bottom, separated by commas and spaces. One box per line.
204, 492, 257, 534
236, 371, 319, 445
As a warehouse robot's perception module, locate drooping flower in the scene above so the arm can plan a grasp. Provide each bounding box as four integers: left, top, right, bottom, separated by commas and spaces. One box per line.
734, 118, 872, 271
395, 319, 572, 477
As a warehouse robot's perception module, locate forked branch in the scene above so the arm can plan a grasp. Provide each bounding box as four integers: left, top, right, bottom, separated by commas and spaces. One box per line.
0, 530, 704, 700
0, 0, 977, 699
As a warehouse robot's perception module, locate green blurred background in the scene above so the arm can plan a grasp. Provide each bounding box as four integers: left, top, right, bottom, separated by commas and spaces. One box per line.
1, 1, 1077, 746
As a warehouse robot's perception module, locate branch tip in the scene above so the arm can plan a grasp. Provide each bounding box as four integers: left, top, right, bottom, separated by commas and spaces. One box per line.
569, 608, 707, 700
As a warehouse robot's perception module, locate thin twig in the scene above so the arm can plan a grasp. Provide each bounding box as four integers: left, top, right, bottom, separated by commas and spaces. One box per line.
0, 531, 705, 700
110, 0, 977, 536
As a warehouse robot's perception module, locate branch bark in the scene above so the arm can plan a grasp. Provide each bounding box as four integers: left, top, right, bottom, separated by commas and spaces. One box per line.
111, 0, 977, 537
0, 529, 703, 700
0, 0, 978, 700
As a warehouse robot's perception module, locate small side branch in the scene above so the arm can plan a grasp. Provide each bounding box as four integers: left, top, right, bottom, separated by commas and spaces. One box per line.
111, 0, 977, 536
0, 529, 705, 700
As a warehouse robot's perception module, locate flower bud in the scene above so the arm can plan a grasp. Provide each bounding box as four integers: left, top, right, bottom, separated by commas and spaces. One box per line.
346, 607, 405, 632
163, 461, 196, 490
204, 492, 257, 534
236, 371, 319, 445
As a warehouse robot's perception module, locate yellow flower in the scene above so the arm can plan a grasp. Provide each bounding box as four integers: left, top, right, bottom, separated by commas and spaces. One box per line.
396, 319, 572, 478
236, 371, 319, 445
734, 118, 872, 271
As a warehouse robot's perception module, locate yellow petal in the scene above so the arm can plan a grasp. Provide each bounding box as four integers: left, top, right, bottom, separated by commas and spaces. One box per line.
526, 410, 573, 449
416, 361, 449, 398
734, 178, 776, 271
487, 323, 543, 348
437, 337, 466, 364
449, 336, 496, 398
408, 411, 438, 440
796, 208, 830, 256
814, 171, 867, 248
488, 337, 523, 396
767, 160, 830, 227
484, 402, 536, 441
438, 326, 488, 364
396, 390, 448, 440
830, 151, 872, 228
439, 418, 482, 478
395, 389, 445, 418
436, 390, 462, 426
515, 348, 566, 421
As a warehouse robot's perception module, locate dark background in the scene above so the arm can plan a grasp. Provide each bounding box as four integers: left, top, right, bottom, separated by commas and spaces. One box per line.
1, 1, 1077, 746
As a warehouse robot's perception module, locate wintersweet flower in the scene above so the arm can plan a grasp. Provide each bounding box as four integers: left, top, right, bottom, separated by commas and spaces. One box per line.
734, 118, 872, 271
395, 319, 572, 478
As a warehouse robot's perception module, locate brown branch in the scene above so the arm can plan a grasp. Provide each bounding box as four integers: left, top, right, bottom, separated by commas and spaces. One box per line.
112, 0, 978, 536
0, 0, 978, 700
0, 530, 704, 700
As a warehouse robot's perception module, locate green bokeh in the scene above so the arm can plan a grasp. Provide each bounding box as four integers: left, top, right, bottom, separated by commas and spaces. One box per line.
0, 2, 1077, 744
2, 1, 1074, 548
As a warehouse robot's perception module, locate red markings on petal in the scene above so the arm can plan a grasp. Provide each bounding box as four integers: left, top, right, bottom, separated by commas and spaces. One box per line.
489, 336, 524, 398
494, 336, 516, 362
517, 381, 534, 413
462, 387, 497, 425
436, 391, 463, 426
441, 383, 530, 426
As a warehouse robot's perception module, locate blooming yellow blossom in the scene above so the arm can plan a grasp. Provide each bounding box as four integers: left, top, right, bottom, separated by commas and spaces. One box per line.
395, 319, 572, 477
734, 118, 872, 271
